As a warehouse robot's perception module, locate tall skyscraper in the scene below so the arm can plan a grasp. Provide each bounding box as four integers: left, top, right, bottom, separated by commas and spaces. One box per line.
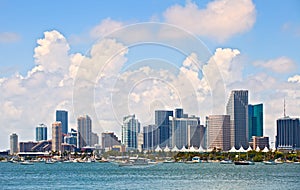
10, 133, 18, 154
248, 104, 263, 141
56, 110, 68, 135
276, 116, 300, 150
36, 124, 47, 141
226, 90, 248, 148
122, 114, 140, 150
171, 114, 200, 149
52, 122, 62, 152
77, 115, 92, 148
206, 115, 231, 151
143, 125, 159, 151
155, 110, 173, 148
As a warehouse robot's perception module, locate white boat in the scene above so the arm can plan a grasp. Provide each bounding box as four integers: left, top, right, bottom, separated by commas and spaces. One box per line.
263, 161, 276, 165
192, 156, 201, 163
118, 160, 134, 167
45, 159, 55, 164
220, 160, 233, 164
163, 159, 175, 163
20, 161, 34, 165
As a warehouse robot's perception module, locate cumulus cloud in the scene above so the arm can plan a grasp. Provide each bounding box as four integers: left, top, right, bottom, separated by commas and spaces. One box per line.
90, 18, 124, 39
253, 56, 297, 73
288, 75, 300, 83
0, 32, 21, 43
163, 0, 256, 42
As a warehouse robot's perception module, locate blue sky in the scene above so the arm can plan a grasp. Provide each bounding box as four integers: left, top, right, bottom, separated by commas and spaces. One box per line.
0, 0, 300, 150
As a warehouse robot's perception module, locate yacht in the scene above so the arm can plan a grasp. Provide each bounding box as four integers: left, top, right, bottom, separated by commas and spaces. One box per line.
263, 161, 276, 165
234, 160, 255, 165
20, 161, 34, 165
220, 160, 233, 164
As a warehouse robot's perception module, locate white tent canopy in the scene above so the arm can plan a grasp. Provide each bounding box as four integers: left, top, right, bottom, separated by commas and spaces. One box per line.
189, 146, 196, 152
164, 145, 170, 152
255, 146, 261, 152
171, 146, 179, 152
238, 146, 247, 152
155, 145, 162, 152
262, 146, 269, 153
198, 145, 205, 153
246, 146, 252, 152
180, 146, 187, 152
229, 146, 237, 153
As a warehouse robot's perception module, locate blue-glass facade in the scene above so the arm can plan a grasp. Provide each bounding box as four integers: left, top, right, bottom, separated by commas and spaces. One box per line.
248, 104, 263, 141
36, 124, 47, 141
155, 110, 173, 148
122, 114, 140, 150
276, 117, 300, 150
56, 110, 68, 134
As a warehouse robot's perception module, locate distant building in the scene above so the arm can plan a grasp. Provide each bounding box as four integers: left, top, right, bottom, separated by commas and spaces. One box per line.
155, 110, 173, 148
206, 115, 231, 151
137, 133, 143, 152
36, 124, 47, 141
143, 125, 159, 151
226, 90, 249, 148
170, 113, 200, 149
101, 132, 121, 151
122, 114, 140, 150
91, 132, 99, 147
31, 140, 52, 152
56, 110, 68, 135
77, 115, 92, 148
52, 121, 62, 152
19, 141, 38, 152
253, 136, 269, 149
10, 133, 18, 154
276, 116, 300, 150
189, 124, 206, 148
64, 128, 77, 147
248, 104, 263, 141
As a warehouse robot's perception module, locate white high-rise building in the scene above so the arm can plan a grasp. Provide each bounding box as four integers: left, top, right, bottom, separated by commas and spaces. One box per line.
122, 114, 140, 151
10, 133, 18, 154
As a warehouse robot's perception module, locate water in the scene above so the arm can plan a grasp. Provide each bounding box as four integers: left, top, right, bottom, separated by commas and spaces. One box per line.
1, 162, 300, 189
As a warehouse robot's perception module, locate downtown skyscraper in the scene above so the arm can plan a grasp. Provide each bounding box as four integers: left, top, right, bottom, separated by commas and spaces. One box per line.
56, 110, 68, 135
226, 90, 249, 148
155, 110, 173, 148
122, 114, 140, 150
248, 104, 263, 141
77, 115, 92, 148
52, 122, 62, 152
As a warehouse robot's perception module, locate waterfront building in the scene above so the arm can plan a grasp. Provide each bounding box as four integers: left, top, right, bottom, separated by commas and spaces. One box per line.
226, 90, 249, 148
36, 124, 47, 141
248, 104, 263, 141
19, 141, 38, 152
155, 110, 173, 148
276, 116, 300, 150
206, 115, 231, 151
143, 125, 159, 151
31, 140, 52, 152
121, 114, 140, 150
56, 110, 68, 135
52, 121, 62, 152
91, 132, 99, 147
101, 132, 121, 151
137, 133, 143, 152
64, 128, 77, 146
253, 136, 269, 149
77, 115, 92, 148
9, 133, 18, 154
189, 124, 206, 148
170, 112, 200, 149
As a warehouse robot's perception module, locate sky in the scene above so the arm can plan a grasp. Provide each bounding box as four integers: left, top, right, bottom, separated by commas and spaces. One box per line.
0, 0, 300, 150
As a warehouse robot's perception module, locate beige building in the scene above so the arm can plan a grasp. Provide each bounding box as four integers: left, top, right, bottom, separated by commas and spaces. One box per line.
10, 133, 19, 154
207, 115, 230, 151
52, 121, 62, 152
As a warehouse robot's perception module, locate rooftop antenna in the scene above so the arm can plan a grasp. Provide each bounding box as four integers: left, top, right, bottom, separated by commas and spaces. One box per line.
284, 98, 286, 117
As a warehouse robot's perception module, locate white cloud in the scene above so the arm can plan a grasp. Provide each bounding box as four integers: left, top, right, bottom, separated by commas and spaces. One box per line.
90, 18, 124, 39
288, 75, 300, 83
253, 56, 297, 73
163, 0, 256, 42
0, 32, 21, 43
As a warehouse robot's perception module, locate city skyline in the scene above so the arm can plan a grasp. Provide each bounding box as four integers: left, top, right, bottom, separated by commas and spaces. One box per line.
1, 0, 300, 150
